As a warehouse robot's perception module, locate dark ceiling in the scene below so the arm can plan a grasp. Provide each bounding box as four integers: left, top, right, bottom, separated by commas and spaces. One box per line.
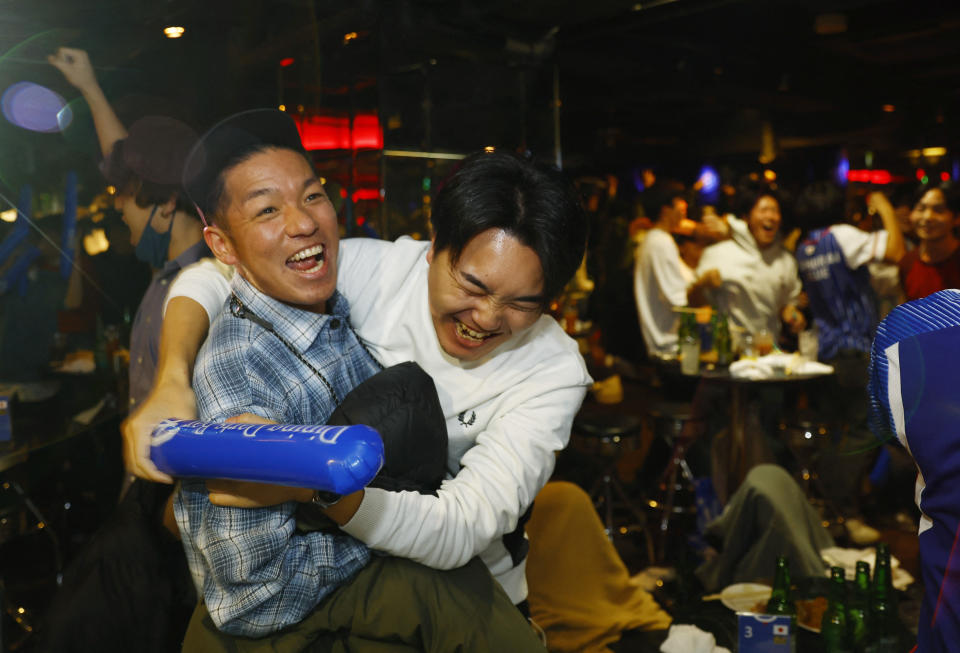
2, 0, 960, 190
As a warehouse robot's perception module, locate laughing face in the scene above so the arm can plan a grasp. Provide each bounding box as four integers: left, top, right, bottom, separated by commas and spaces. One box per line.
427, 228, 545, 362
747, 194, 781, 249
204, 147, 338, 313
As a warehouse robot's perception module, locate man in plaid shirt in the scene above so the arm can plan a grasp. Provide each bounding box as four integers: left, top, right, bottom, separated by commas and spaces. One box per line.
173, 109, 544, 651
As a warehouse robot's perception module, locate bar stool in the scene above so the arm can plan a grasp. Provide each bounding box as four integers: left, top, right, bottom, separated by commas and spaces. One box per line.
646, 399, 699, 563
571, 412, 652, 552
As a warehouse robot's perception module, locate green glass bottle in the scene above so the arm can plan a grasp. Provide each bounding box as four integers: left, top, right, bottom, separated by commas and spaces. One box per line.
766, 555, 796, 652
715, 311, 733, 366
868, 543, 898, 652
822, 566, 852, 653
847, 560, 871, 652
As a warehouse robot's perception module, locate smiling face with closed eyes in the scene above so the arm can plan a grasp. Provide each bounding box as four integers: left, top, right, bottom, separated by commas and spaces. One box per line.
426, 228, 545, 362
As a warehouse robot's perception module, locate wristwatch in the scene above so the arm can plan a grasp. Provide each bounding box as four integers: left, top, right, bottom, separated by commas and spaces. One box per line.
311, 490, 342, 509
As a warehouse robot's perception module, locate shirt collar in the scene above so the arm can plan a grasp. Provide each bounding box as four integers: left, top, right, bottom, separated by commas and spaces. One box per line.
159, 239, 211, 276
229, 274, 350, 351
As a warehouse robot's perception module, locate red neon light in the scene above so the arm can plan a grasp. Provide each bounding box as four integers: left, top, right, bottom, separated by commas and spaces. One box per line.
280, 57, 295, 67
846, 169, 893, 184
352, 188, 381, 201
356, 216, 366, 225
292, 113, 383, 151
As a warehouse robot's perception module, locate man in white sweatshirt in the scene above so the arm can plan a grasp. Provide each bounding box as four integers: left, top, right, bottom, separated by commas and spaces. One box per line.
122, 142, 592, 622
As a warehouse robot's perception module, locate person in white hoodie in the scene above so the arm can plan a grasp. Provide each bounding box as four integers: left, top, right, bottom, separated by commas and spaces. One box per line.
696, 180, 806, 339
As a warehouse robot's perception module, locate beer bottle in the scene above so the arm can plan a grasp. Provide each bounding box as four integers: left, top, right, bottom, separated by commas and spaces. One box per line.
821, 566, 852, 653
766, 555, 797, 652
868, 543, 898, 652
847, 560, 871, 652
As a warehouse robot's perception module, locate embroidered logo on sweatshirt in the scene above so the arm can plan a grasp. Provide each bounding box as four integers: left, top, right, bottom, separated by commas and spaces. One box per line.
457, 410, 476, 427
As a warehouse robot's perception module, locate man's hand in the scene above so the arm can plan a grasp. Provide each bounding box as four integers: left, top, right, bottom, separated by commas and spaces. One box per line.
121, 377, 198, 484
47, 47, 99, 93
699, 213, 730, 242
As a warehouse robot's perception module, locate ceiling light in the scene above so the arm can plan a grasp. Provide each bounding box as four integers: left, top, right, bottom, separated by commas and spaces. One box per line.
164, 26, 185, 39
343, 32, 358, 44
278, 104, 286, 112
882, 104, 895, 113
923, 147, 947, 157
0, 208, 17, 222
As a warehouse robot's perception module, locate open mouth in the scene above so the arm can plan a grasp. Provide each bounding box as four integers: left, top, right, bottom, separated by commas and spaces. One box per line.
455, 319, 499, 344
287, 244, 325, 273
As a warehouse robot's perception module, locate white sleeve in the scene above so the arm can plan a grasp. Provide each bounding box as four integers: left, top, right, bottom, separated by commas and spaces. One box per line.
649, 238, 690, 307
164, 258, 233, 323
831, 224, 888, 269
340, 353, 589, 570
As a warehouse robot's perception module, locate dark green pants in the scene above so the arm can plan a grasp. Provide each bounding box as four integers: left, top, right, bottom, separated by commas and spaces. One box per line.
182, 557, 545, 653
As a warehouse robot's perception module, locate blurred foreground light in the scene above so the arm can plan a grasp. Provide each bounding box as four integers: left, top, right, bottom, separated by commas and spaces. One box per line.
106, 185, 116, 195
2, 82, 71, 133
923, 147, 947, 158
164, 26, 185, 39
0, 208, 17, 222
83, 228, 110, 256
763, 169, 777, 182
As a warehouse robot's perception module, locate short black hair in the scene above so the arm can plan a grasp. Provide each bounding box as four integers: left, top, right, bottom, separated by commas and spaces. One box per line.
794, 181, 845, 232
431, 150, 587, 306
640, 183, 684, 223
182, 108, 310, 228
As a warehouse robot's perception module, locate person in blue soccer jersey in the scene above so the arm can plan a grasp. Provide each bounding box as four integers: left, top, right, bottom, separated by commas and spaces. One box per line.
793, 182, 905, 544
869, 289, 960, 653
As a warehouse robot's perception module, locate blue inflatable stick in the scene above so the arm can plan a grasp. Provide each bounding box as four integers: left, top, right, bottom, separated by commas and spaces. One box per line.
150, 418, 384, 494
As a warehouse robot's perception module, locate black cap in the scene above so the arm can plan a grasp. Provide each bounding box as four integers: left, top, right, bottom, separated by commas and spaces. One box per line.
103, 115, 198, 189
181, 108, 306, 224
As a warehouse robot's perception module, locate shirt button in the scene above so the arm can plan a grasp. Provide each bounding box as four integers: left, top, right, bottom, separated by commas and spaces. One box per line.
330, 318, 341, 329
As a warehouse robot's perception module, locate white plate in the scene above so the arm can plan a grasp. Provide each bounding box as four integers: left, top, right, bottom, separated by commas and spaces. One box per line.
720, 583, 772, 612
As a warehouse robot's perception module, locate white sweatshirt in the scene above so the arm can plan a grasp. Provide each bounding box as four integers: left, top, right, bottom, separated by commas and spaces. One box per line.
167, 237, 592, 603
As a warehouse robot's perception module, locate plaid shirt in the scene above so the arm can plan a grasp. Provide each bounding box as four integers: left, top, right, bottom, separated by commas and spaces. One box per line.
174, 274, 381, 637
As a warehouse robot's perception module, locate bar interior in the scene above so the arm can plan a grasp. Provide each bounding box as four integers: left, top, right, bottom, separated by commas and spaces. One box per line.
1, 0, 957, 651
